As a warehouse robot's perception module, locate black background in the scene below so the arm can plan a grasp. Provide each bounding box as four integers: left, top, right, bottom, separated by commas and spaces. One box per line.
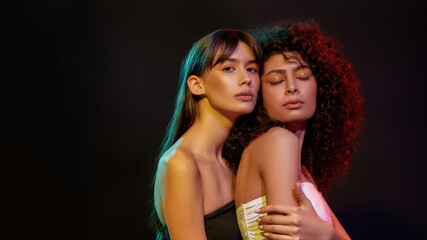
3, 0, 427, 239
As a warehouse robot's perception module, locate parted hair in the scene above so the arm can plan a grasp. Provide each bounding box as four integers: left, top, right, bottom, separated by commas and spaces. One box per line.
151, 29, 262, 239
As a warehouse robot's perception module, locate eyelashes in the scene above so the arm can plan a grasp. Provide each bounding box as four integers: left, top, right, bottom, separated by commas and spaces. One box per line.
222, 66, 235, 72
267, 75, 311, 86
221, 66, 259, 73
270, 80, 284, 85
247, 67, 259, 73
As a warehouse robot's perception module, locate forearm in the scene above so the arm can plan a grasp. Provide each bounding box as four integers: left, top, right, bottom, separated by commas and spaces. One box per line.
330, 227, 351, 240
328, 206, 350, 240
307, 220, 350, 240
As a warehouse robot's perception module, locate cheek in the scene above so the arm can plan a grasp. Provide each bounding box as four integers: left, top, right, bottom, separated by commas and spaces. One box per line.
206, 77, 228, 94
263, 85, 281, 100
261, 87, 280, 113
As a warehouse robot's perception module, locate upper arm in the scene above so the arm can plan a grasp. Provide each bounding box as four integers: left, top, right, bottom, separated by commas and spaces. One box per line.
161, 151, 207, 240
252, 127, 300, 206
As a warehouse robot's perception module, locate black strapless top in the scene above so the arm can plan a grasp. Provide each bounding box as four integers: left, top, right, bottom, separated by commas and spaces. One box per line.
162, 200, 242, 240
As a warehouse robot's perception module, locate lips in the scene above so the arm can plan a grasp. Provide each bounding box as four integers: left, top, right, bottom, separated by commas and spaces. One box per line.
283, 99, 304, 109
235, 91, 254, 101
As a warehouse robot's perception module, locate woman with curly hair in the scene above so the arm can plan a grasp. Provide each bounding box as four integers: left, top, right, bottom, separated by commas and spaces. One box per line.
224, 20, 363, 240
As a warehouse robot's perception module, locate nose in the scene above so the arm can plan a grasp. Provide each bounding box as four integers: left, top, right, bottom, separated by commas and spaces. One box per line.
239, 70, 252, 87
285, 88, 299, 95
284, 77, 299, 95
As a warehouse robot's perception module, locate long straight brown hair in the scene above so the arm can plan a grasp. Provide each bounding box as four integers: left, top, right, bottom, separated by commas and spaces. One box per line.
150, 29, 262, 239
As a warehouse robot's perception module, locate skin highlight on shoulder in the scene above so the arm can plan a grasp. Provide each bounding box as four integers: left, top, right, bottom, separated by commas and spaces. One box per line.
157, 139, 199, 188
161, 142, 202, 191
247, 127, 299, 155
161, 144, 207, 239
164, 148, 199, 175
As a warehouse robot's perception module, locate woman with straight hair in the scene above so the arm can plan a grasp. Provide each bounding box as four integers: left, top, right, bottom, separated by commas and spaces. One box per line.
151, 29, 262, 240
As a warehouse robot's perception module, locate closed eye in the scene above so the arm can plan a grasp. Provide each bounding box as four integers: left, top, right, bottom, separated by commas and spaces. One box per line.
270, 80, 284, 85
295, 67, 312, 80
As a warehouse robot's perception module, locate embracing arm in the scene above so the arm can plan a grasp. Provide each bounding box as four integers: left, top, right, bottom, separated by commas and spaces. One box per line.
257, 182, 351, 240
301, 169, 350, 239
251, 128, 350, 239
161, 151, 207, 240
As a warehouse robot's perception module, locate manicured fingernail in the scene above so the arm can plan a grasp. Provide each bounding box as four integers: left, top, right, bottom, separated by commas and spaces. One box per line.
256, 217, 261, 222
263, 232, 269, 237
254, 208, 260, 213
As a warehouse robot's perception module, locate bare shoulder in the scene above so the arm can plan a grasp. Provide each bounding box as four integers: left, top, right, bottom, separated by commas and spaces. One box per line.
245, 127, 299, 165
156, 144, 201, 193
157, 146, 207, 239
161, 146, 200, 179
156, 147, 202, 200
250, 127, 298, 150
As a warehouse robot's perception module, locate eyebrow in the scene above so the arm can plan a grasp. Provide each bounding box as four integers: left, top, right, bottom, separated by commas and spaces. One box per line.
222, 58, 257, 65
264, 64, 309, 77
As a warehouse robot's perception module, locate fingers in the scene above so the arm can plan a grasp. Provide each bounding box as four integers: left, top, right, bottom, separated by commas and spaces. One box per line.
258, 214, 299, 226
260, 224, 299, 235
262, 231, 295, 240
256, 204, 298, 215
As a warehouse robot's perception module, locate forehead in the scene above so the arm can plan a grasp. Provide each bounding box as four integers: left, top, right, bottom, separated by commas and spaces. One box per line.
230, 42, 255, 58
213, 41, 255, 64
263, 51, 306, 72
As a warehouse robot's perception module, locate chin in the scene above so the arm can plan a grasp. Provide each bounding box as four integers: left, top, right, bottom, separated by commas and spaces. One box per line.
280, 110, 315, 122
238, 103, 256, 113
276, 114, 313, 124
240, 108, 255, 115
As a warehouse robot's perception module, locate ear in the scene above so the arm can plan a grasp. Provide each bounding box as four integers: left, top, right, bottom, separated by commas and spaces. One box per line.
187, 75, 205, 96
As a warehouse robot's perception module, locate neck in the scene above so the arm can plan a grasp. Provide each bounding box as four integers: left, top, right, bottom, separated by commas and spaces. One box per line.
185, 98, 237, 161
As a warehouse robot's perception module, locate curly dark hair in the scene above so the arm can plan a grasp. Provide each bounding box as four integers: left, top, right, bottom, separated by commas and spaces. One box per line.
223, 19, 363, 193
